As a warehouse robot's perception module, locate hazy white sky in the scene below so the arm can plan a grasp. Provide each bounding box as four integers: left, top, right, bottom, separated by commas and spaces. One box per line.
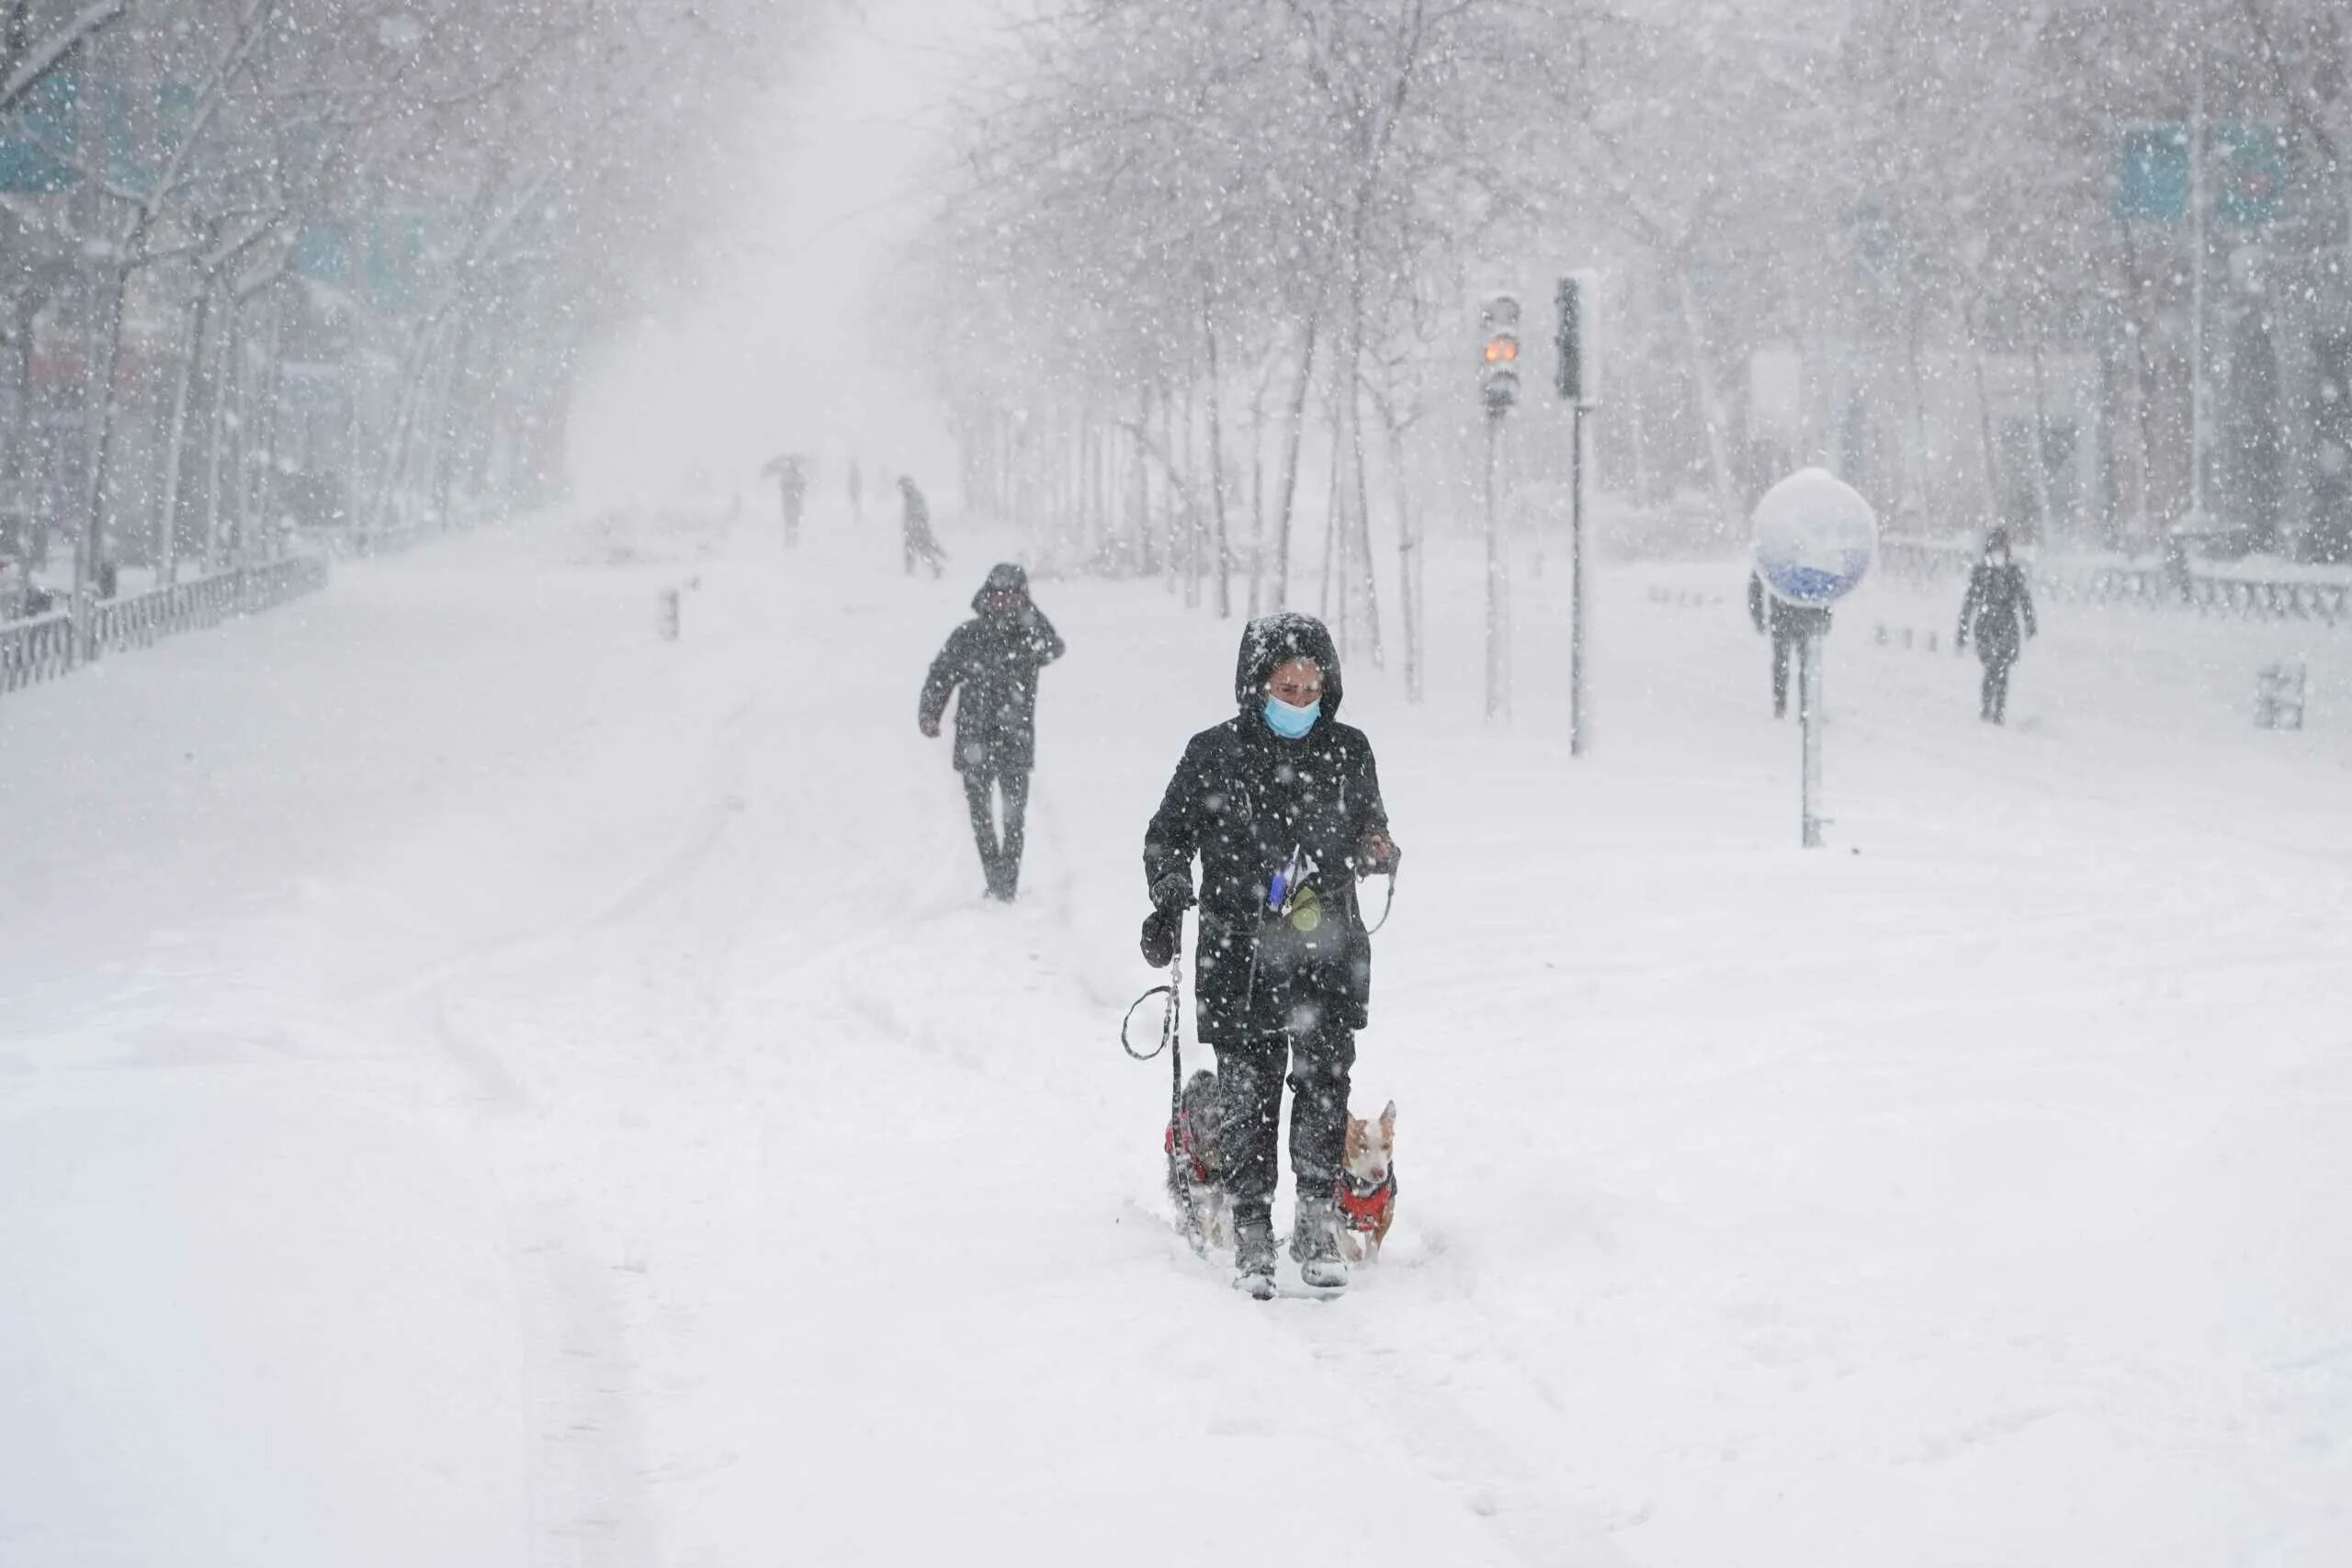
568, 0, 991, 507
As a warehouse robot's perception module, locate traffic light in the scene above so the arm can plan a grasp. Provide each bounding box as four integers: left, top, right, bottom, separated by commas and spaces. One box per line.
1479, 293, 1521, 414
1556, 271, 1600, 407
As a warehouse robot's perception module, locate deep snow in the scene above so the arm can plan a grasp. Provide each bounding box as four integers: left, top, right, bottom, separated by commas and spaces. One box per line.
3, 499, 2348, 1567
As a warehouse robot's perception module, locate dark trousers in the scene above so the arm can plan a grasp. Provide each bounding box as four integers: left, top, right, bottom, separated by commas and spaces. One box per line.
781, 495, 802, 546
1770, 627, 1800, 716
1214, 1012, 1355, 1233
960, 767, 1030, 897
1979, 649, 2016, 723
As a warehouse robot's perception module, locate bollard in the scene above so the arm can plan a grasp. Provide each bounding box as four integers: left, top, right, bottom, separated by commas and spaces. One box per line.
659, 587, 681, 641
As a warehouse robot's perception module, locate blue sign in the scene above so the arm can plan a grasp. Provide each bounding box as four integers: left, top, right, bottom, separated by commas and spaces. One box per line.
2114, 122, 2288, 227
0, 73, 79, 193
1751, 468, 1877, 608
2213, 124, 2288, 228
2116, 126, 2189, 223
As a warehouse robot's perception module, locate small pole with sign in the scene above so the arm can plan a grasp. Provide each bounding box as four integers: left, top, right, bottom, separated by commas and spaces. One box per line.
1749, 468, 1878, 848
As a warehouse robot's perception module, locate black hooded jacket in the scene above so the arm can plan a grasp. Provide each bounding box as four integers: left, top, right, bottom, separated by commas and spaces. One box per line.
1144, 614, 1390, 1043
919, 563, 1066, 772
1958, 558, 2036, 659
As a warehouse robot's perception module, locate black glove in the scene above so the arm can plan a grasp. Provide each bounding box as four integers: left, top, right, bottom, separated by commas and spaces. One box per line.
1148, 874, 1195, 912
1139, 905, 1182, 968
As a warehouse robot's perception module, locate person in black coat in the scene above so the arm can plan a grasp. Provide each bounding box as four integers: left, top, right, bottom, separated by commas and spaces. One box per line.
760, 453, 808, 546
899, 476, 945, 578
1140, 612, 1398, 1296
1956, 527, 2037, 723
920, 563, 1065, 899
1748, 571, 1833, 718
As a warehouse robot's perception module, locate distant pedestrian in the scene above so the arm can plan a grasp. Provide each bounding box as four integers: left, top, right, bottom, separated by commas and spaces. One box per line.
847, 460, 865, 525
919, 563, 1065, 900
899, 476, 945, 578
1956, 527, 2037, 724
1747, 571, 1831, 718
760, 453, 808, 547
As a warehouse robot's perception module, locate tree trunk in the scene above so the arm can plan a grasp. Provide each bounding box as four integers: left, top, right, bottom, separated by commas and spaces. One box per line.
1905, 299, 1934, 528
1246, 362, 1270, 618
1966, 299, 1999, 536
1673, 265, 1738, 531
79, 261, 130, 630
1378, 389, 1423, 703
243, 294, 286, 558
156, 286, 212, 586
367, 313, 454, 540
1272, 311, 1318, 612
2, 292, 37, 524
2027, 328, 2059, 548
1203, 293, 1233, 620
1160, 384, 1181, 592
1317, 400, 1340, 627
203, 299, 234, 571
1347, 343, 1383, 671
1176, 381, 1196, 602
429, 314, 475, 531
1132, 390, 1154, 576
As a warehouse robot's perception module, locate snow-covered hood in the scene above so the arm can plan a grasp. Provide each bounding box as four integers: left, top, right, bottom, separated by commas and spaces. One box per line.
1234, 613, 1343, 721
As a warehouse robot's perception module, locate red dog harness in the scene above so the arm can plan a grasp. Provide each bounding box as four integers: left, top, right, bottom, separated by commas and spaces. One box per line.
1166, 1115, 1212, 1185
1335, 1169, 1396, 1234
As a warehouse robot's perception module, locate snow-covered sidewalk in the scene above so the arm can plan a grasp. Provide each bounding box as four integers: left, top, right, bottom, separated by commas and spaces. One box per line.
3, 502, 2346, 1567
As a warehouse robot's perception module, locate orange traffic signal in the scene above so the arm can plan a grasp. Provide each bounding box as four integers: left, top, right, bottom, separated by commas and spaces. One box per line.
1479, 292, 1522, 413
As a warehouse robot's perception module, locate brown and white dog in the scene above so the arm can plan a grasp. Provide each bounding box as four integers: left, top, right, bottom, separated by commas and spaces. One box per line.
1335, 1100, 1398, 1262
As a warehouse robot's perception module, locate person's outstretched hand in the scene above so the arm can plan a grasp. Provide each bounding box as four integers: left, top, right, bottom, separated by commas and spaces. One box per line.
920, 716, 940, 739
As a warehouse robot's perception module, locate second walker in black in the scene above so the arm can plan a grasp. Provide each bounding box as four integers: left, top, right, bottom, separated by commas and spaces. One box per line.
920, 563, 1065, 900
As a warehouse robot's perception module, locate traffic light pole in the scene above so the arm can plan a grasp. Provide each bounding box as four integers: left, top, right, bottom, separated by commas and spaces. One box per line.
1569, 403, 1588, 756
1484, 410, 1509, 722
1555, 271, 1597, 757
1478, 290, 1521, 725
1799, 627, 1825, 848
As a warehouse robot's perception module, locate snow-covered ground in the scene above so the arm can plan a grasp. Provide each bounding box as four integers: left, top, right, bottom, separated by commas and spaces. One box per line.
3, 498, 2347, 1567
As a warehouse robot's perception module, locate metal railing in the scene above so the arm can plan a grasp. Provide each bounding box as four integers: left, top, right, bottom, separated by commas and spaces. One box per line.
0, 612, 74, 693
0, 557, 333, 695
1878, 537, 2352, 627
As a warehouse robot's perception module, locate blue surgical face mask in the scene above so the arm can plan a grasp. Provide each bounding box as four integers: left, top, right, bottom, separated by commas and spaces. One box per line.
1263, 695, 1320, 740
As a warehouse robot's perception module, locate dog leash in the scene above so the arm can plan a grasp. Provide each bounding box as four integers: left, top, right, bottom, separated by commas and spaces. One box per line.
1123, 949, 1190, 1199
1119, 950, 1182, 1063
1361, 861, 1400, 935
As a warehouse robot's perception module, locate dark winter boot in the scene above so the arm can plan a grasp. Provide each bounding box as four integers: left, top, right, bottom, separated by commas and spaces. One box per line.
1288, 1191, 1349, 1291
1233, 1219, 1276, 1300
